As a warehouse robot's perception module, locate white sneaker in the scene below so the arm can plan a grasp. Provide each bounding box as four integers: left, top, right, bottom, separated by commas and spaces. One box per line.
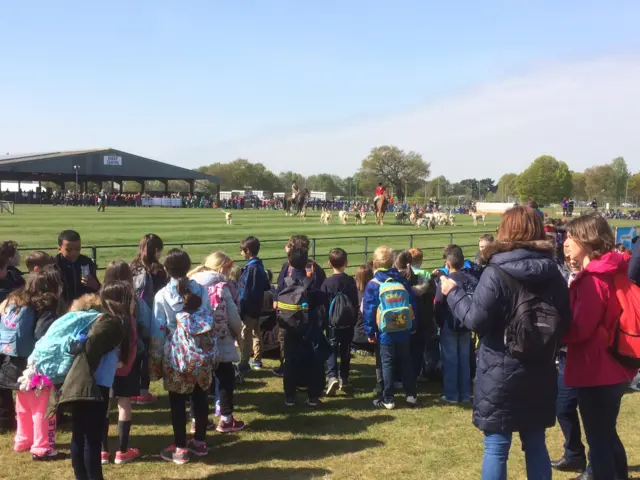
406, 396, 417, 406
440, 395, 459, 404
326, 378, 339, 396
373, 398, 395, 410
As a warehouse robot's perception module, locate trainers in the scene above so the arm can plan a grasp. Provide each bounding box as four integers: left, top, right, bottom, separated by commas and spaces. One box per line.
406, 396, 418, 406
237, 363, 251, 373
101, 451, 110, 465
115, 448, 140, 465
160, 445, 189, 465
189, 418, 216, 434
326, 377, 339, 397
133, 393, 157, 405
440, 395, 459, 404
216, 417, 246, 433
32, 449, 57, 461
307, 398, 320, 407
285, 397, 295, 407
249, 361, 263, 371
186, 439, 209, 457
373, 398, 395, 410
273, 366, 284, 377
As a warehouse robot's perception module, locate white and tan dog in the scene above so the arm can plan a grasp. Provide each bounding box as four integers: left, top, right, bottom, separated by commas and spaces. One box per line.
300, 208, 307, 220
221, 210, 232, 225
354, 211, 367, 225
339, 210, 349, 225
320, 208, 333, 224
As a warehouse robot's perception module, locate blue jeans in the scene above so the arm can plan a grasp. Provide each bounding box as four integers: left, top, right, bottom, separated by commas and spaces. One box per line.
379, 340, 416, 402
440, 323, 471, 402
556, 356, 586, 464
326, 327, 354, 382
482, 429, 551, 480
578, 382, 628, 480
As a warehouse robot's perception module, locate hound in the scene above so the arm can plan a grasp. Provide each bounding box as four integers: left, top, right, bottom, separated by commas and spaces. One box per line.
320, 209, 333, 224
470, 211, 487, 226
339, 210, 349, 225
415, 217, 429, 229
300, 209, 307, 220
222, 210, 232, 225
448, 213, 457, 226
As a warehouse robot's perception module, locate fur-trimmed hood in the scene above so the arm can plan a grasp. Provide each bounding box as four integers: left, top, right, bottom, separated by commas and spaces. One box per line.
411, 273, 433, 297
482, 240, 559, 284
69, 294, 102, 312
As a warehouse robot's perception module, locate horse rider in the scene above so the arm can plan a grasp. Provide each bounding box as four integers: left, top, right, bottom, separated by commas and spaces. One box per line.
292, 179, 300, 199
374, 182, 386, 208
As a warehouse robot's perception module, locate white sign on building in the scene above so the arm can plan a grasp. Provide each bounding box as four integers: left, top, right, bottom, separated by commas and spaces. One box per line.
104, 155, 123, 166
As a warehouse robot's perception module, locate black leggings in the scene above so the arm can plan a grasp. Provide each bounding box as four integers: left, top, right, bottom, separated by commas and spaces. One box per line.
70, 387, 110, 480
215, 362, 235, 416
169, 384, 208, 447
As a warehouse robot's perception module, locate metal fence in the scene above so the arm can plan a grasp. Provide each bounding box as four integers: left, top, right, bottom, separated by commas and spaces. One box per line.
19, 230, 491, 273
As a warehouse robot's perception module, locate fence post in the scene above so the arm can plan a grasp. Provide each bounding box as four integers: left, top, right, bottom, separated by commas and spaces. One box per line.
311, 238, 316, 260
409, 235, 414, 248
364, 236, 369, 262
449, 232, 454, 245
91, 246, 98, 269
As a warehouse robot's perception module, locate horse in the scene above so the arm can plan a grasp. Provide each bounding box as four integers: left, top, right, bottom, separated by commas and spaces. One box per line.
375, 191, 388, 225
284, 189, 309, 216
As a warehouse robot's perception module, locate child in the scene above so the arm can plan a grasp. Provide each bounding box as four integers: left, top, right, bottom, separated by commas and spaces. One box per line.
434, 245, 477, 404
0, 266, 64, 460
57, 283, 132, 480
408, 248, 431, 279
130, 233, 167, 406
188, 251, 245, 433
227, 263, 241, 305
321, 248, 358, 395
238, 236, 269, 372
475, 233, 494, 266
100, 261, 152, 465
277, 247, 327, 407
363, 246, 418, 409
0, 241, 26, 300
151, 249, 214, 465
25, 251, 55, 273
352, 264, 374, 353
56, 230, 100, 304
277, 235, 326, 292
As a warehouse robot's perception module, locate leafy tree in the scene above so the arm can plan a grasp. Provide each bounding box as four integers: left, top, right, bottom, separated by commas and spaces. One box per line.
584, 164, 615, 200
516, 155, 572, 204
278, 171, 306, 192
627, 172, 640, 201
571, 171, 586, 200
610, 157, 630, 200
496, 173, 518, 201
424, 175, 450, 198
358, 145, 430, 200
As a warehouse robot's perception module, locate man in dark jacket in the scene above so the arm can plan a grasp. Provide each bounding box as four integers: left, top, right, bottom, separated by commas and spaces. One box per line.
238, 236, 269, 371
629, 236, 639, 285
56, 230, 100, 304
434, 245, 478, 404
440, 238, 571, 479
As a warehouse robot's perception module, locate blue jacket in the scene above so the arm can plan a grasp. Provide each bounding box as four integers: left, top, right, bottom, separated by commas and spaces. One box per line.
446, 243, 570, 433
363, 268, 418, 345
630, 243, 640, 285
239, 258, 269, 318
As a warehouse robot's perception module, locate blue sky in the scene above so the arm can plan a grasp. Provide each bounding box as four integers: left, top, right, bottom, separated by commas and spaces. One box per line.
1, 1, 639, 180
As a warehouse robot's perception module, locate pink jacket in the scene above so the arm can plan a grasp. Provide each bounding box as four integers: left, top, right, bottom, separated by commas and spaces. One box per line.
564, 251, 636, 387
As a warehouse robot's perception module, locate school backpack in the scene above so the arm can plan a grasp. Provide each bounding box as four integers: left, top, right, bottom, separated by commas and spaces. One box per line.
608, 272, 640, 368
0, 305, 36, 357
287, 260, 316, 279
167, 307, 218, 376
133, 268, 155, 308
492, 267, 568, 363
328, 290, 356, 329
277, 276, 311, 331
28, 310, 101, 385
208, 281, 233, 342
373, 278, 413, 333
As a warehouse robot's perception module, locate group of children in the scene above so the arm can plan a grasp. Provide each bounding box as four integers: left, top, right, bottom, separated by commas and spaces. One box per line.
0, 229, 490, 479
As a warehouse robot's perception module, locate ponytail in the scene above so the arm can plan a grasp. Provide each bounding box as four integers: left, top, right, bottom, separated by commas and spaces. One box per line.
394, 250, 414, 281
177, 276, 202, 313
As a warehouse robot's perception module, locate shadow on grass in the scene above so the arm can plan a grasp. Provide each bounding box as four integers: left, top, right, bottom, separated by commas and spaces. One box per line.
249, 413, 394, 435
194, 467, 331, 479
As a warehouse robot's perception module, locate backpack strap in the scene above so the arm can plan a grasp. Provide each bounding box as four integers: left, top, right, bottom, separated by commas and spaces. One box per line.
284, 276, 295, 287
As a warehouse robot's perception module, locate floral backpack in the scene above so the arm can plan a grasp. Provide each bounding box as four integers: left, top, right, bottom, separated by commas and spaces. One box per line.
209, 282, 232, 342
168, 306, 218, 376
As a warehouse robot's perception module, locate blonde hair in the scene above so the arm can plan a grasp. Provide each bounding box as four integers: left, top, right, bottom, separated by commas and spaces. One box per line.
373, 246, 394, 269
187, 251, 233, 278
228, 263, 242, 282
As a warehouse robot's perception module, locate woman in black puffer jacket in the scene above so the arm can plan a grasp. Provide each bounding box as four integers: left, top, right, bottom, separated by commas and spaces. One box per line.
440, 206, 571, 480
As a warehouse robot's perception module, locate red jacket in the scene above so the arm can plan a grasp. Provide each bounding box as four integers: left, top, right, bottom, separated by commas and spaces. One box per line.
376, 186, 384, 196
564, 251, 636, 387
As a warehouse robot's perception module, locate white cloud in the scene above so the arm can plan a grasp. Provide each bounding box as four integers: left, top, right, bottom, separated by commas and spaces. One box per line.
177, 55, 640, 180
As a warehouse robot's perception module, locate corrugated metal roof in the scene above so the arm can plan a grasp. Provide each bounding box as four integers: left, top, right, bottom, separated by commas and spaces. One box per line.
0, 149, 108, 164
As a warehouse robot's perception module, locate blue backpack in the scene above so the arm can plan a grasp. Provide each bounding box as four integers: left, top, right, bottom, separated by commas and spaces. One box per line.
28, 310, 101, 385
0, 305, 36, 358
373, 278, 414, 333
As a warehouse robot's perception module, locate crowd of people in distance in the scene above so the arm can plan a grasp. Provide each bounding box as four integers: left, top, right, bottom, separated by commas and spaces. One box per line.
0, 207, 639, 480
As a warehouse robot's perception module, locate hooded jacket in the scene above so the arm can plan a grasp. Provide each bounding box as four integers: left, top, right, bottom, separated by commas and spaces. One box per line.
363, 268, 418, 345
239, 258, 269, 318
191, 271, 242, 363
564, 251, 637, 387
446, 241, 571, 433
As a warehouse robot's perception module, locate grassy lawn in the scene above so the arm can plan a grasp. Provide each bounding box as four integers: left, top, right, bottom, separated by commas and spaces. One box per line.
0, 206, 639, 479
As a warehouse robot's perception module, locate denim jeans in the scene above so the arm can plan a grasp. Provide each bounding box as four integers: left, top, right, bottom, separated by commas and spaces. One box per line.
578, 382, 628, 480
556, 356, 586, 464
379, 340, 416, 402
482, 429, 551, 480
440, 322, 471, 402
326, 327, 354, 383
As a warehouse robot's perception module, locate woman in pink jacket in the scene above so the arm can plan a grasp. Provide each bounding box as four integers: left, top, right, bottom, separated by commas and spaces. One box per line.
564, 213, 635, 480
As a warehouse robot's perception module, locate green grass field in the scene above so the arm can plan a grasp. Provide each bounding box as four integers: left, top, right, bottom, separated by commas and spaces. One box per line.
0, 205, 639, 480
